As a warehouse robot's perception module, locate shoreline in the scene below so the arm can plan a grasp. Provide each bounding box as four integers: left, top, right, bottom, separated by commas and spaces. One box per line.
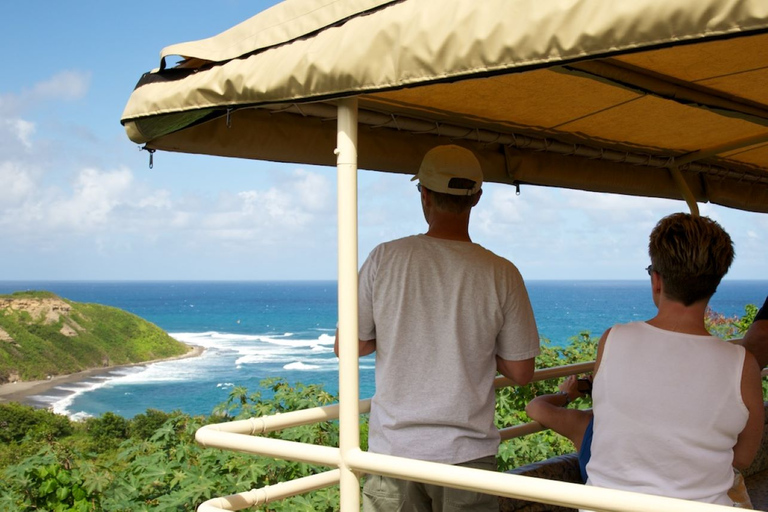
0, 344, 205, 407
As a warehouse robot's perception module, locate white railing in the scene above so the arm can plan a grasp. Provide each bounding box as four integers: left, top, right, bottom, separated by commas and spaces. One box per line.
194, 364, 584, 512
195, 359, 753, 512
195, 98, 756, 512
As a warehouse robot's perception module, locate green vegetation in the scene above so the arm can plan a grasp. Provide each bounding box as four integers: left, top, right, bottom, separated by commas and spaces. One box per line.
0, 291, 189, 383
0, 305, 759, 510
0, 380, 340, 511
496, 331, 597, 470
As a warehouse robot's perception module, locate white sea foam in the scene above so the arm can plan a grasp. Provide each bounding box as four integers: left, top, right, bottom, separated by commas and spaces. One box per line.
317, 333, 335, 344
234, 355, 266, 365
211, 331, 338, 367
39, 358, 201, 419
254, 336, 333, 348
46, 369, 139, 418
283, 361, 320, 370
38, 329, 348, 418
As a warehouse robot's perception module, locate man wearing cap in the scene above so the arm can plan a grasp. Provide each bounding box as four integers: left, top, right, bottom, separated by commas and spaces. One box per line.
336, 144, 540, 511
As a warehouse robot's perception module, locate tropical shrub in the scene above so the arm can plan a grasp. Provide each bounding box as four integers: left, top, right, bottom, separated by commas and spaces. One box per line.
0, 401, 72, 443
85, 412, 129, 452
129, 408, 175, 440
706, 303, 758, 340
1, 444, 102, 512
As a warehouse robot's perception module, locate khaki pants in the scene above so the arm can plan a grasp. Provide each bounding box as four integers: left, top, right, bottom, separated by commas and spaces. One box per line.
362, 455, 499, 512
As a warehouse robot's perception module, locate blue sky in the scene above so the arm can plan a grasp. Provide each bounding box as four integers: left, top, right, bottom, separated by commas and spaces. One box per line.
1, 1, 766, 281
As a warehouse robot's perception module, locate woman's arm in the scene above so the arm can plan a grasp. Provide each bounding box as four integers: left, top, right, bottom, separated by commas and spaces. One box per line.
525, 375, 593, 451
733, 350, 765, 470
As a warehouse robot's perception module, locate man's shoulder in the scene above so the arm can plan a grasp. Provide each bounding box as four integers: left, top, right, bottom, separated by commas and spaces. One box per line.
470, 243, 520, 269
369, 236, 520, 273
364, 235, 423, 264
372, 234, 423, 252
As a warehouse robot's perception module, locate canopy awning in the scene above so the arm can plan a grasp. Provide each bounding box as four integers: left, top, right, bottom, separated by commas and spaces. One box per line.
121, 0, 768, 213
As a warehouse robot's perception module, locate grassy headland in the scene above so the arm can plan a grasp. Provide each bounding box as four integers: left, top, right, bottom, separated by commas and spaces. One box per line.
0, 291, 189, 384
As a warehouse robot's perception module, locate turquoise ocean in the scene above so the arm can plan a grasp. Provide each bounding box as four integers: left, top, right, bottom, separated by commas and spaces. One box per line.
0, 280, 764, 420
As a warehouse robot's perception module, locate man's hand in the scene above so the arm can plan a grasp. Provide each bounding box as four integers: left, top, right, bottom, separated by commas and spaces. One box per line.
334, 329, 376, 357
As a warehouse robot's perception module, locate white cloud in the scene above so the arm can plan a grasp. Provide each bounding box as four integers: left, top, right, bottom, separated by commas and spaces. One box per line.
199, 170, 335, 244
51, 167, 134, 229
5, 118, 35, 148
478, 187, 525, 225
292, 169, 334, 212
138, 190, 172, 209
0, 71, 90, 118
560, 189, 682, 225
31, 70, 90, 101
0, 161, 37, 205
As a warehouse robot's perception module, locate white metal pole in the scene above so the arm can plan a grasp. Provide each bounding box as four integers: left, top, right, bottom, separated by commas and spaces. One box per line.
336, 97, 361, 511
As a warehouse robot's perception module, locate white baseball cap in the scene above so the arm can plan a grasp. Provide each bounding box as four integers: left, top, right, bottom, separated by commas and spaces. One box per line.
411, 145, 483, 196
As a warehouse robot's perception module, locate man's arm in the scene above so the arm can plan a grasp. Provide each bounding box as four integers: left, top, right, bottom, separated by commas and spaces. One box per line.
496, 356, 535, 386
741, 297, 768, 369
333, 329, 376, 357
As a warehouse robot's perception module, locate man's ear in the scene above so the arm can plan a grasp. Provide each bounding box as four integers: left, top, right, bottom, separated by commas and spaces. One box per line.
421, 185, 430, 204
471, 189, 483, 207
652, 270, 663, 296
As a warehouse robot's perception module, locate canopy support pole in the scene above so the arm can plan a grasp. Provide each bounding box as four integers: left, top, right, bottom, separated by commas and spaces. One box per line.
336, 97, 361, 512
673, 133, 768, 168
668, 166, 700, 217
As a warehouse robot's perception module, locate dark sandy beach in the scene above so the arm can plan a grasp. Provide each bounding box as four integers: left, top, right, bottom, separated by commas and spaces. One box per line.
0, 345, 205, 407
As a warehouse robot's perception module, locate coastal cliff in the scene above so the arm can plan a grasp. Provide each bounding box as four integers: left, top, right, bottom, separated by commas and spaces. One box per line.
0, 291, 189, 384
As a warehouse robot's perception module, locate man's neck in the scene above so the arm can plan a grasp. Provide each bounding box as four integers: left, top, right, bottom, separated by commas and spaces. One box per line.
425, 215, 472, 242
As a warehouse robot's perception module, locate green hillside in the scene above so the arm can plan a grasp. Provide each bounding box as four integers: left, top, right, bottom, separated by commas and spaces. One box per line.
0, 291, 189, 383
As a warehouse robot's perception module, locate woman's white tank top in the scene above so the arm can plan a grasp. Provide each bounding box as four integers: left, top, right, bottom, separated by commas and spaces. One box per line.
586, 321, 748, 505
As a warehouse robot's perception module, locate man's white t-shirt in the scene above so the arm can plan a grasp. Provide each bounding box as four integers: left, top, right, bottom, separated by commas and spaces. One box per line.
358, 234, 540, 464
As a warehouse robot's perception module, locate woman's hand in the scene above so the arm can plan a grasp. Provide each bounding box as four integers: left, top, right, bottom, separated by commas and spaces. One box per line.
559, 375, 588, 403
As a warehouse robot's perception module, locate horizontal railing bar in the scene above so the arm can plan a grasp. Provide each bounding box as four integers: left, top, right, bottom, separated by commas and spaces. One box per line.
197, 470, 341, 512
500, 420, 546, 441
495, 361, 594, 389
345, 449, 736, 512
203, 401, 371, 435
203, 362, 595, 438
196, 428, 339, 467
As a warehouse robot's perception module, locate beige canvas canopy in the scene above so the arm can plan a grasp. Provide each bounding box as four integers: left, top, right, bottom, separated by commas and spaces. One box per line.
121, 0, 768, 213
